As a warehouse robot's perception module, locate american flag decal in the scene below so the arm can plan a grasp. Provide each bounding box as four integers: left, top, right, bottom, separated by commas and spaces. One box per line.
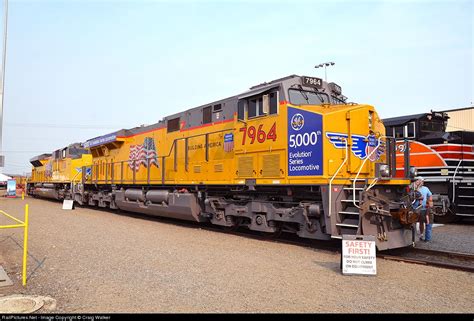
128, 137, 159, 172
45, 159, 53, 178
224, 133, 234, 152
143, 137, 159, 168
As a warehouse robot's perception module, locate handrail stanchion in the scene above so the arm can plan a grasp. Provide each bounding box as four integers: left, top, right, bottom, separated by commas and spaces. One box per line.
452, 159, 462, 203
328, 138, 348, 217
403, 139, 410, 179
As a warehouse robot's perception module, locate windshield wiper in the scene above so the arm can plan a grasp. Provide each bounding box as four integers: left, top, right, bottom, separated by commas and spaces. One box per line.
306, 87, 328, 104
296, 86, 309, 103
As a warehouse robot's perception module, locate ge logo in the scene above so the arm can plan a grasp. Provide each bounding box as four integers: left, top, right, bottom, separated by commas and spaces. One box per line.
290, 113, 304, 131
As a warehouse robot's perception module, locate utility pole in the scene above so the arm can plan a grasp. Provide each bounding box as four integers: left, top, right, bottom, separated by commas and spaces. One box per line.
314, 62, 335, 82
0, 0, 8, 169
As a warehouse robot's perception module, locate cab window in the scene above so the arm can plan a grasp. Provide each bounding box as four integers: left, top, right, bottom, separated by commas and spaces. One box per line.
406, 122, 415, 138
288, 88, 330, 105
167, 117, 180, 132
394, 126, 404, 138
420, 121, 443, 132
238, 101, 245, 121
239, 91, 278, 120
248, 97, 263, 118
269, 92, 278, 114
203, 106, 212, 124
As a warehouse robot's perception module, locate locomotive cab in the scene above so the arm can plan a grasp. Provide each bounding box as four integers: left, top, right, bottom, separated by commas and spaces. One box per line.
28, 143, 92, 200
384, 110, 474, 222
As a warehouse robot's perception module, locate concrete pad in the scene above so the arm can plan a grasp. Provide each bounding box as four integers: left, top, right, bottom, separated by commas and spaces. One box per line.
0, 295, 56, 313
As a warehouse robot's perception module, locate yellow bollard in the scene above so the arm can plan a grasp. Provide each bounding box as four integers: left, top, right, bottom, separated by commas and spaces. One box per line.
22, 204, 29, 286
22, 191, 24, 200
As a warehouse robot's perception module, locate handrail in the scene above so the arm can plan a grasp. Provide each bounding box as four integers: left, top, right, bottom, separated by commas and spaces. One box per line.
328, 138, 348, 217
366, 178, 379, 191
452, 159, 463, 202
352, 135, 385, 209
0, 204, 29, 286
70, 170, 82, 192
89, 128, 233, 185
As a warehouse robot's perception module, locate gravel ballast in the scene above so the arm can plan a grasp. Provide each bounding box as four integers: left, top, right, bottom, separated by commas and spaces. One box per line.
0, 197, 472, 313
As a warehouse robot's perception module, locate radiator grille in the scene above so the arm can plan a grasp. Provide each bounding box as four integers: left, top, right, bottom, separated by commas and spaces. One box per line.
214, 164, 223, 172
238, 156, 253, 177
262, 154, 280, 177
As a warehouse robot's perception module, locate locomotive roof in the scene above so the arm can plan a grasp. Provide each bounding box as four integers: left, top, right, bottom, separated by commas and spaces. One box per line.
84, 74, 345, 147
30, 153, 52, 167
383, 113, 427, 127
30, 153, 52, 162
383, 111, 448, 127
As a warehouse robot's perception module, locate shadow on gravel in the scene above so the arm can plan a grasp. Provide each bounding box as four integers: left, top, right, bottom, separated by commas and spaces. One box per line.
0, 234, 47, 284
455, 219, 474, 226
312, 260, 341, 273
36, 198, 344, 253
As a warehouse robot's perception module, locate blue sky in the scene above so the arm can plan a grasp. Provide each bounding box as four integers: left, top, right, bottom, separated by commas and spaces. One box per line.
2, 0, 473, 175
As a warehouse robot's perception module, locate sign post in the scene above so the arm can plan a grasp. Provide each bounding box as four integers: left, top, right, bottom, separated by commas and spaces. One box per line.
341, 235, 377, 276
62, 200, 74, 210
6, 179, 15, 197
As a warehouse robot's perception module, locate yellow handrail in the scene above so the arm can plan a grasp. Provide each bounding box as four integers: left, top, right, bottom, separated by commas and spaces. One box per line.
0, 204, 29, 286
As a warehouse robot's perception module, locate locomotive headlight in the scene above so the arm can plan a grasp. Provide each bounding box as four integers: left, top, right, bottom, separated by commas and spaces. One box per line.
368, 111, 373, 129
409, 166, 418, 178
376, 163, 390, 178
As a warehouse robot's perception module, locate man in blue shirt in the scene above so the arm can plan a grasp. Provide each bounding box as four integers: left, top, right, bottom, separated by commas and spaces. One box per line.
413, 177, 434, 242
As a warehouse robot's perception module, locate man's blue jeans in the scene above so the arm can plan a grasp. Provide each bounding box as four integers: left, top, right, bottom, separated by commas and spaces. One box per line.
425, 223, 433, 241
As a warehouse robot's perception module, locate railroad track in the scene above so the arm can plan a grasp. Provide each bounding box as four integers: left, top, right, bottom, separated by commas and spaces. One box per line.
378, 248, 474, 273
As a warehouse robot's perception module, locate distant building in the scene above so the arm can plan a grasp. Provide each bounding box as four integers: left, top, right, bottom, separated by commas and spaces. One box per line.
441, 106, 474, 132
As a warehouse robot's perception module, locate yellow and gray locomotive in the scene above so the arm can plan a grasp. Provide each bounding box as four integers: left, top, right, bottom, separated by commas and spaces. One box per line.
29, 75, 416, 250
29, 143, 91, 199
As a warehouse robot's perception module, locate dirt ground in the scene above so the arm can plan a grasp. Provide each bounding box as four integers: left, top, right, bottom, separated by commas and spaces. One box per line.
0, 196, 472, 313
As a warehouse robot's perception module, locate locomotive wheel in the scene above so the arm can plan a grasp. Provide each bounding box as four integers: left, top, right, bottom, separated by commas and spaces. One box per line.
259, 225, 283, 239
223, 217, 241, 232
223, 224, 240, 232
433, 206, 458, 224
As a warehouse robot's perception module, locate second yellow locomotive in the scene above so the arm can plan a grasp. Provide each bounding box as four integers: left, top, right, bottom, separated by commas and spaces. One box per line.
29, 75, 416, 250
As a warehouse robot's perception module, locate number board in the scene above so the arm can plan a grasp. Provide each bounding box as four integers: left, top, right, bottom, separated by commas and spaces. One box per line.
301, 76, 323, 89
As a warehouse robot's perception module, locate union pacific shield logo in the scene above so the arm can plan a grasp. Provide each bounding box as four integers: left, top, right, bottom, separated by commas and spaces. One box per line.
287, 107, 323, 176
367, 134, 378, 162
224, 133, 234, 152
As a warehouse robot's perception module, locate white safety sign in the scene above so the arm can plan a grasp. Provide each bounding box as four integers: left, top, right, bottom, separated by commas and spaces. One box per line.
342, 235, 377, 276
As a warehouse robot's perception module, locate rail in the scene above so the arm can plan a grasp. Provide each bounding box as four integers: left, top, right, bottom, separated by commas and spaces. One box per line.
379, 247, 474, 273
0, 204, 29, 286
328, 138, 348, 217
